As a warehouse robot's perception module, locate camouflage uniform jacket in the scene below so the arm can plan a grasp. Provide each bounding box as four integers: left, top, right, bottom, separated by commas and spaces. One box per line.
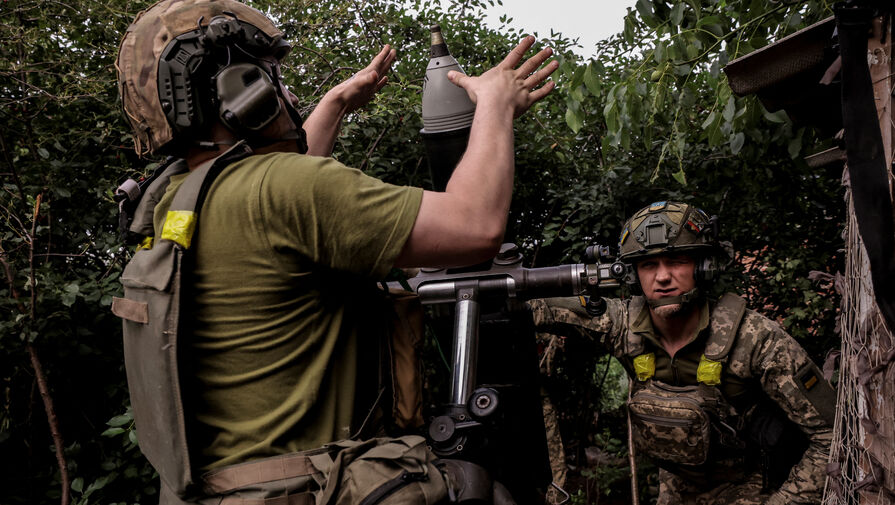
529, 294, 833, 504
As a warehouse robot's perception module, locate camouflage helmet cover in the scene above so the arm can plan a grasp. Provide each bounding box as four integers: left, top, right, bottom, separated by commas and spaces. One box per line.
116, 0, 286, 155
618, 201, 717, 263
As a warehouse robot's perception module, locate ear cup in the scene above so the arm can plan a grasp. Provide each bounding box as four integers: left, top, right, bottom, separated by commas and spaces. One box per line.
216, 63, 281, 132
694, 256, 718, 284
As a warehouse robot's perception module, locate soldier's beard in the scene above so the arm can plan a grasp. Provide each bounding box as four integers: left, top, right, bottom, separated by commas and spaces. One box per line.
652, 302, 687, 319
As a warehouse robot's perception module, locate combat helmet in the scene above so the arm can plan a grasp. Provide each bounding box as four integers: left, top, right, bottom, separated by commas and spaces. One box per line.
618, 201, 724, 307
116, 0, 307, 155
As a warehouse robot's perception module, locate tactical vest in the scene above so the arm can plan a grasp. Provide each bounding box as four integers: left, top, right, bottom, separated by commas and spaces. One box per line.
619, 294, 749, 470
112, 144, 440, 504
111, 144, 254, 496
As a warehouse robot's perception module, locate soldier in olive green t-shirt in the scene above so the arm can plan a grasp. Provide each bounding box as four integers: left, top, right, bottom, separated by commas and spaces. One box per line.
152, 153, 423, 470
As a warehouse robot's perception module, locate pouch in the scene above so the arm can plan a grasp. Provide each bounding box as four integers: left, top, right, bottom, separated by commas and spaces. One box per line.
113, 242, 194, 495
384, 290, 425, 429
316, 436, 447, 505
627, 381, 727, 466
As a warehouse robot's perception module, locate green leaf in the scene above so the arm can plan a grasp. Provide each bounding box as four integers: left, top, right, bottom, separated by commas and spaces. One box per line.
708, 119, 724, 146
603, 101, 619, 132
559, 61, 575, 79
722, 96, 736, 122
570, 66, 586, 91
701, 110, 718, 130
696, 15, 722, 28
583, 63, 601, 96
764, 109, 788, 124
128, 430, 138, 445
635, 0, 655, 26
108, 414, 131, 427
654, 86, 666, 109
101, 427, 126, 437
623, 15, 634, 45
788, 136, 802, 158
654, 41, 667, 64
730, 132, 745, 155
620, 128, 632, 151
569, 85, 586, 103
670, 3, 685, 25
565, 106, 584, 133
705, 23, 724, 37
85, 475, 112, 495
72, 477, 84, 493
672, 169, 687, 185
38, 147, 50, 159
61, 283, 79, 307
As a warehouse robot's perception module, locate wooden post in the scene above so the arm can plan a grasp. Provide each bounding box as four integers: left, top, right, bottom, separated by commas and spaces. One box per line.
857, 14, 895, 505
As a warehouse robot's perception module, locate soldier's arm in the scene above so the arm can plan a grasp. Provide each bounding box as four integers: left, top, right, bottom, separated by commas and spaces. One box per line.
303, 45, 396, 156
751, 323, 834, 505
529, 297, 628, 355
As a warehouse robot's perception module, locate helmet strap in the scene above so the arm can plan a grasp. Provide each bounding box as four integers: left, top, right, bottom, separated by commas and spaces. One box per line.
269, 63, 309, 154
646, 287, 701, 308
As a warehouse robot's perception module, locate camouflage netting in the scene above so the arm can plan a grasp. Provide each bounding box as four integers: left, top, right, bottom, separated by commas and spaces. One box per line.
823, 166, 895, 504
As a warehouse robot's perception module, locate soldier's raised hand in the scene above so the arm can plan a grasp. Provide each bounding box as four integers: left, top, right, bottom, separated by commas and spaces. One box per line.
330, 44, 397, 114
446, 36, 558, 118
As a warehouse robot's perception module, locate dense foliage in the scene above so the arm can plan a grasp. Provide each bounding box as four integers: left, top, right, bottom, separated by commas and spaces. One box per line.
1, 0, 843, 503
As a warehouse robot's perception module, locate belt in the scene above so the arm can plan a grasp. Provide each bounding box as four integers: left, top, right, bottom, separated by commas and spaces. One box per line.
202, 452, 322, 495
218, 494, 313, 505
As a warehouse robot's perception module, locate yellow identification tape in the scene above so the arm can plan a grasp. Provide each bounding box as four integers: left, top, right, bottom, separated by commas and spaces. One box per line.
633, 353, 655, 381
137, 236, 154, 251
697, 354, 723, 386
161, 210, 197, 249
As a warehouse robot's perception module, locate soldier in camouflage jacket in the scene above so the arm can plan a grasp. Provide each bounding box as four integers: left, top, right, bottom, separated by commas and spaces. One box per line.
531, 202, 834, 505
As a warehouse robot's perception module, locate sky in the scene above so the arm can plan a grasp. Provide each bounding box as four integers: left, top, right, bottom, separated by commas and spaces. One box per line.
478, 0, 636, 57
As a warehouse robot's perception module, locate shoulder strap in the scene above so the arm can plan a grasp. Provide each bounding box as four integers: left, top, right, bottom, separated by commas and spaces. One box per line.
160, 142, 254, 249
169, 142, 254, 215
124, 158, 189, 239
624, 296, 647, 357
703, 293, 747, 362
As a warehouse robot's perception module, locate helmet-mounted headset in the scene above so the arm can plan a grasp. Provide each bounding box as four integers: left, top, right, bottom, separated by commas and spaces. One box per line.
617, 201, 726, 308
117, 0, 308, 155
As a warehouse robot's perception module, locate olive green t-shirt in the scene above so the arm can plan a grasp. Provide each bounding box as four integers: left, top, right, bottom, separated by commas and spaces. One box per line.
153, 152, 423, 470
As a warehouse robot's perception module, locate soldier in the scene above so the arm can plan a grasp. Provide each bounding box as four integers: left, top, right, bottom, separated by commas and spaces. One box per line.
530, 201, 835, 505
112, 0, 557, 503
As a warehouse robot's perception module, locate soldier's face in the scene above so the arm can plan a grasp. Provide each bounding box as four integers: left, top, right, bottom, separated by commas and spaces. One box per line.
635, 254, 696, 312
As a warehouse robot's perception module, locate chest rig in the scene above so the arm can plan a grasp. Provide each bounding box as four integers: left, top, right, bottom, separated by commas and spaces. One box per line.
111, 144, 254, 497
620, 293, 748, 469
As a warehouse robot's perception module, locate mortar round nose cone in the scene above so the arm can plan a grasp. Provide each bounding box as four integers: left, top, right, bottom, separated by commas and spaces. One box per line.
431, 24, 441, 32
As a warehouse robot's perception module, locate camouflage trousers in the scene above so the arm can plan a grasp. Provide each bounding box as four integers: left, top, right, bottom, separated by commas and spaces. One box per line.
656, 468, 767, 505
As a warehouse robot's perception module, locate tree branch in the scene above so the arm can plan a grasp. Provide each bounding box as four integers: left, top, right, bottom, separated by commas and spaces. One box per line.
5, 195, 72, 505
27, 343, 70, 505
350, 0, 385, 46
359, 125, 388, 172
